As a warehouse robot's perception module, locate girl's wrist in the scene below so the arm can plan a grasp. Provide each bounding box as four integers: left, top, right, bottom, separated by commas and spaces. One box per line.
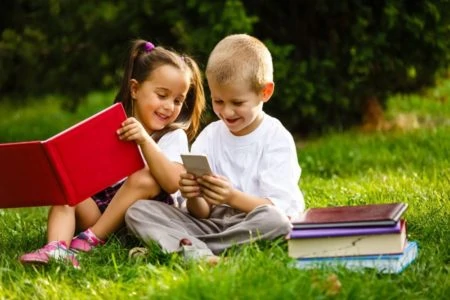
138, 136, 154, 146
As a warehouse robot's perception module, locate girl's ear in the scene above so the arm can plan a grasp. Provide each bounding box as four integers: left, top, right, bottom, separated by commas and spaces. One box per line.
261, 82, 275, 102
130, 79, 139, 99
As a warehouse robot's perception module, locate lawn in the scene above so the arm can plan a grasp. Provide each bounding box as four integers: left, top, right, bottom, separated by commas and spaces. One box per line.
0, 81, 449, 299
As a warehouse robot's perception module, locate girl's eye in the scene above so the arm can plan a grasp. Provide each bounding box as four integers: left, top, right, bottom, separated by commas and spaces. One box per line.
213, 99, 224, 105
174, 99, 184, 106
157, 93, 168, 99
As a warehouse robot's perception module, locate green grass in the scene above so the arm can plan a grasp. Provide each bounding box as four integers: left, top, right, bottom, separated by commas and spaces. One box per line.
0, 82, 449, 299
0, 91, 114, 142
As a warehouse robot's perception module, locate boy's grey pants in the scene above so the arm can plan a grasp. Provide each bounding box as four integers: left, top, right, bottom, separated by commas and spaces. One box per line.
125, 200, 292, 256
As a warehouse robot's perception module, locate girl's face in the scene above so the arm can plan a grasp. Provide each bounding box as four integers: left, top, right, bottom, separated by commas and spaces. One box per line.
131, 65, 190, 133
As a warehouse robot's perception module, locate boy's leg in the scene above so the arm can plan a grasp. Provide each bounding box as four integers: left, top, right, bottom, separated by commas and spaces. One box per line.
198, 204, 292, 254
90, 168, 160, 240
125, 200, 220, 254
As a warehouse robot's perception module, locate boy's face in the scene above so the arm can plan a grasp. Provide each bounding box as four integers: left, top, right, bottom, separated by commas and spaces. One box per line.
208, 78, 267, 136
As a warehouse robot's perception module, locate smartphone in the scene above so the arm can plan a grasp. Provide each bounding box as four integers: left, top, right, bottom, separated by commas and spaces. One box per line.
181, 154, 213, 177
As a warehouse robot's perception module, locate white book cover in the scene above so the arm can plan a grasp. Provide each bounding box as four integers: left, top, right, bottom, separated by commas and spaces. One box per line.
292, 241, 418, 274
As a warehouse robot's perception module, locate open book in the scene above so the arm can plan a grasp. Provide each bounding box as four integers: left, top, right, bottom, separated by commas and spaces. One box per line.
0, 103, 145, 208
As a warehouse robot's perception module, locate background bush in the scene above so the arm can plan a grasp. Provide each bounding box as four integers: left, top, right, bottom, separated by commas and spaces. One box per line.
1, 0, 449, 134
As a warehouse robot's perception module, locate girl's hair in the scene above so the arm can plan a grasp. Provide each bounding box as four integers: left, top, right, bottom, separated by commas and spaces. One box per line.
114, 39, 205, 142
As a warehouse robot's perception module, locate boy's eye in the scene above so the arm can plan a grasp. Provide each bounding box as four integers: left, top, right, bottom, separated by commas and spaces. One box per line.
233, 101, 244, 106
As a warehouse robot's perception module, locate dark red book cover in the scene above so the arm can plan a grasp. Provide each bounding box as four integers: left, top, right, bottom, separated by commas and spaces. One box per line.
0, 103, 145, 208
293, 202, 408, 229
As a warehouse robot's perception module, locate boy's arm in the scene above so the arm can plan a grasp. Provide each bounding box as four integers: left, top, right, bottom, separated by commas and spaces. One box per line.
197, 175, 273, 213
179, 172, 212, 218
227, 189, 273, 213
186, 197, 212, 219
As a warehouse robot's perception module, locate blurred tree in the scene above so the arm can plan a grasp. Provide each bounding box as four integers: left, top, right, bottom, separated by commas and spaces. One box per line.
0, 0, 449, 134
245, 0, 450, 133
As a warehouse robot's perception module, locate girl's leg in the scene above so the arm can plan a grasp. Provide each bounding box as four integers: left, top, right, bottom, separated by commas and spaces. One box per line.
47, 198, 101, 246
74, 197, 102, 231
46, 205, 76, 246
90, 168, 161, 240
20, 199, 97, 267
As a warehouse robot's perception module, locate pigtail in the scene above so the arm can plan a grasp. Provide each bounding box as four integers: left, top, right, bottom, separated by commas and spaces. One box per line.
114, 40, 148, 116
182, 56, 206, 142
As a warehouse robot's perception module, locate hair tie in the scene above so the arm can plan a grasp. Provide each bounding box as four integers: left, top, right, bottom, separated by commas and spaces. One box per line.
144, 41, 155, 52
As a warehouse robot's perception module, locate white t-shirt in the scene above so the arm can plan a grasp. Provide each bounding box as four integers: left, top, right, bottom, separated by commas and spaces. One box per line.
191, 113, 305, 218
157, 128, 188, 164
155, 128, 188, 205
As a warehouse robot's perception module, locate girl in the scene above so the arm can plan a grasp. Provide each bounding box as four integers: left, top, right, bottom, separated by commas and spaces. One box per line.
20, 39, 205, 267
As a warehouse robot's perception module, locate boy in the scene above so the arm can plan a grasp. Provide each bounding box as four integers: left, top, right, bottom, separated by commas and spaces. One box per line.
125, 34, 304, 261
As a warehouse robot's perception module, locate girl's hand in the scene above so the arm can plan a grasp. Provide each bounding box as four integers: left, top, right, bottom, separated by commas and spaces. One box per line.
179, 172, 201, 199
117, 117, 151, 145
197, 174, 235, 206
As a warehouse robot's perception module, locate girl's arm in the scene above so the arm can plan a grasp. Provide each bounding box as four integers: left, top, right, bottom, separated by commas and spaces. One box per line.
139, 139, 184, 194
118, 118, 185, 194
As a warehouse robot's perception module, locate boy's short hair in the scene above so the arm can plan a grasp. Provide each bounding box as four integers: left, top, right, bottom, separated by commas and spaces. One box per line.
206, 34, 273, 92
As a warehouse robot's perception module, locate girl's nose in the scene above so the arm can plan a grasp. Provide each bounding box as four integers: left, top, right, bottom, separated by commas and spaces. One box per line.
163, 100, 175, 112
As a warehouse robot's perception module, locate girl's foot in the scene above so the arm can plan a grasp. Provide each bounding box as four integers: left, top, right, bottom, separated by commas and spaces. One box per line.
70, 228, 105, 252
20, 241, 79, 268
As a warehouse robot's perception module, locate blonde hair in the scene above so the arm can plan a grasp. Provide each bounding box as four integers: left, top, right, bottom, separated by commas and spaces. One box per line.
206, 34, 273, 92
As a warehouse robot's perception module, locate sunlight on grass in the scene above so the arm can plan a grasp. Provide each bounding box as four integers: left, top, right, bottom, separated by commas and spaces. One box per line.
0, 79, 450, 299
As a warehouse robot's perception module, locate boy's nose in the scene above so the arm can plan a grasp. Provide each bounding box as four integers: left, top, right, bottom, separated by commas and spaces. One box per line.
222, 105, 235, 118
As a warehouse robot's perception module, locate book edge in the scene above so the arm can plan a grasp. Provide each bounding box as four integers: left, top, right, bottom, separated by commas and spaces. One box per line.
292, 241, 418, 274
290, 220, 404, 239
294, 202, 408, 228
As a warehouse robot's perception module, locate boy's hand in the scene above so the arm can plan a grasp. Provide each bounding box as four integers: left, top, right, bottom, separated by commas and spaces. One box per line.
197, 175, 235, 206
179, 172, 201, 199
117, 117, 152, 145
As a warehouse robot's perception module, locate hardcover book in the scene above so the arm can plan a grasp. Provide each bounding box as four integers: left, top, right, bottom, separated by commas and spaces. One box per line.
291, 240, 418, 274
288, 220, 407, 258
0, 103, 145, 208
292, 202, 408, 229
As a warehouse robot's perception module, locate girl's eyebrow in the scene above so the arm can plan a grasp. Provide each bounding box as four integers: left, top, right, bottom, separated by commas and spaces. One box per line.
155, 87, 170, 92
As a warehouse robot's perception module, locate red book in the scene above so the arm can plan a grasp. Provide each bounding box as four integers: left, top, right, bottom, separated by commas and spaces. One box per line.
0, 103, 145, 208
292, 202, 408, 229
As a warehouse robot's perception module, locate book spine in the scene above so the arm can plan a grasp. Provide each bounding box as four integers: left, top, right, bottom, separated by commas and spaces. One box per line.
42, 141, 77, 206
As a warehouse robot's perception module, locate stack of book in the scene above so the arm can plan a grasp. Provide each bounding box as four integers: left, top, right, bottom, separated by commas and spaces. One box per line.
289, 202, 418, 273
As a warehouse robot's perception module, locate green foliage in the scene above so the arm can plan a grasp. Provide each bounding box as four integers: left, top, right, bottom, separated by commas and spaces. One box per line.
1, 0, 450, 134
247, 0, 450, 133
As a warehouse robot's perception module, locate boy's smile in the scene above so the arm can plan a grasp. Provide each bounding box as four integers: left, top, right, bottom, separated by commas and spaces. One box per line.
208, 79, 267, 136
